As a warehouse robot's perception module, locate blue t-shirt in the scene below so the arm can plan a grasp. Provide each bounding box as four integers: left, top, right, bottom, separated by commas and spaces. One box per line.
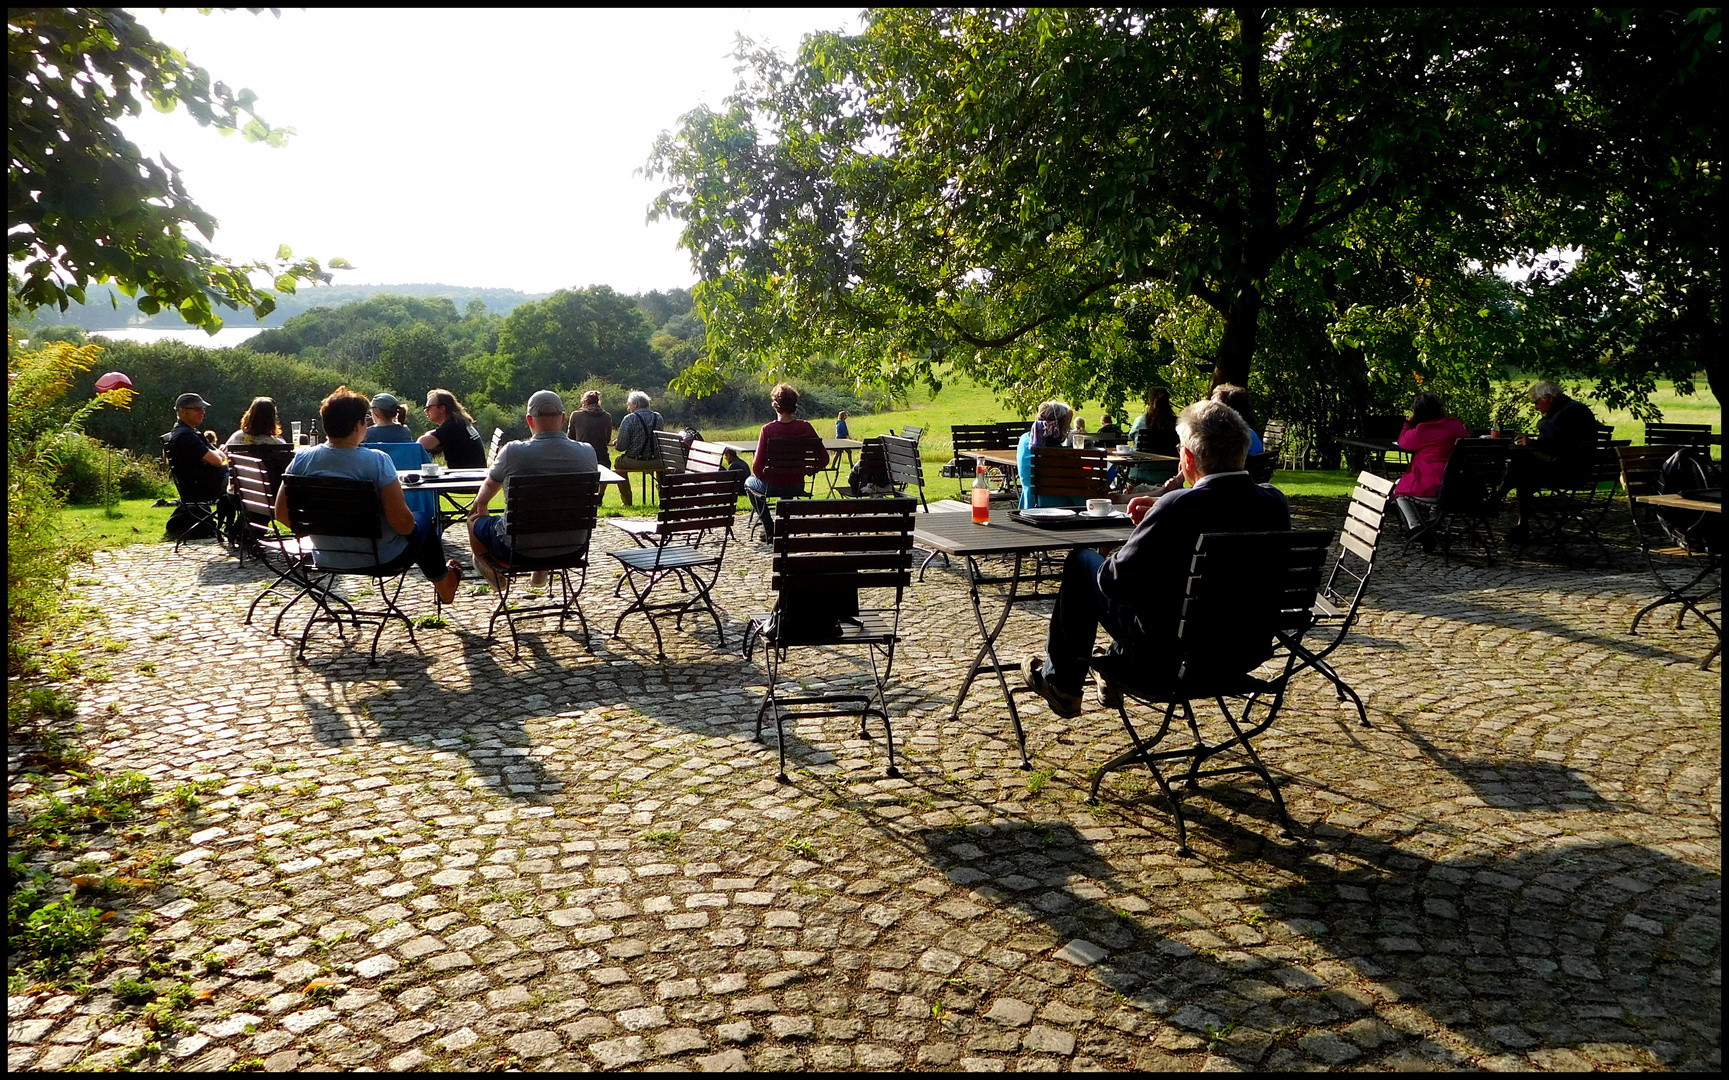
283, 445, 406, 569
1017, 429, 1087, 509
362, 423, 413, 444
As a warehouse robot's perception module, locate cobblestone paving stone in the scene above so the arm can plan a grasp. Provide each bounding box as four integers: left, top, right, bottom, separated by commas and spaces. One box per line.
7, 508, 1720, 1071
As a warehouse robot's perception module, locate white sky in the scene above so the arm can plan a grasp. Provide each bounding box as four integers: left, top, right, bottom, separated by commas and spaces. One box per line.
120, 7, 863, 295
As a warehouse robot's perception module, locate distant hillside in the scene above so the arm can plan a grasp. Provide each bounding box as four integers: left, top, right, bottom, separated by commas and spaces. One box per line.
27, 283, 555, 330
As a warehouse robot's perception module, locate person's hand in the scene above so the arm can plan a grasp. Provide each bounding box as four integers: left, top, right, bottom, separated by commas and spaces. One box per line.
1514, 434, 1530, 447
1126, 495, 1156, 524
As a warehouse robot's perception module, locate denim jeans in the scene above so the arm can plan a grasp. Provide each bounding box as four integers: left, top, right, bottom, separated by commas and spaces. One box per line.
744, 475, 806, 538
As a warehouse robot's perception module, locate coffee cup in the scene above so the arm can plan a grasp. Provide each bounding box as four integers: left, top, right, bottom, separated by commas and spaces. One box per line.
1086, 498, 1113, 517
423, 462, 442, 478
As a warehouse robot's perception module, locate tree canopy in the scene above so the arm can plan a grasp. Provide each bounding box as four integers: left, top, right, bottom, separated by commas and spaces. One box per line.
7, 7, 347, 330
648, 8, 1720, 413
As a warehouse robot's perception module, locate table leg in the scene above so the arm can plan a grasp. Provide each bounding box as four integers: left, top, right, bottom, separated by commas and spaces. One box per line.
949, 552, 1033, 769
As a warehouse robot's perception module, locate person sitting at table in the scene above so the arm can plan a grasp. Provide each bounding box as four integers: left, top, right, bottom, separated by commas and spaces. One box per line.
163, 392, 236, 539
224, 396, 288, 447
746, 382, 829, 541
1211, 383, 1265, 455
611, 390, 665, 505
467, 389, 598, 589
362, 393, 414, 443
1093, 413, 1124, 442
1125, 387, 1181, 491
1390, 390, 1469, 552
1022, 399, 1291, 717
1017, 400, 1080, 509
278, 386, 462, 605
418, 388, 486, 468
1501, 380, 1601, 543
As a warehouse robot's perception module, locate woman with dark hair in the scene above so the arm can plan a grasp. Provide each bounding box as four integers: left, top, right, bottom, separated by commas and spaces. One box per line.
417, 388, 485, 468
746, 383, 829, 541
1125, 387, 1179, 488
225, 396, 287, 446
1392, 390, 1469, 550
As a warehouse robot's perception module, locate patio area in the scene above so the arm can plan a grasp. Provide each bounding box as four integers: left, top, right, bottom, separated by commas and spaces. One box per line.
7, 503, 1720, 1072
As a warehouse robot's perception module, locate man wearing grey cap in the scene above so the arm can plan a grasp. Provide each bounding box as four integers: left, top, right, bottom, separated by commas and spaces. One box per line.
162, 392, 235, 540
467, 390, 599, 586
362, 392, 414, 443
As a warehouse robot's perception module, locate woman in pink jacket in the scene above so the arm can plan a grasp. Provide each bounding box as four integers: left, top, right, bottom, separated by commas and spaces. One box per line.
1392, 391, 1468, 551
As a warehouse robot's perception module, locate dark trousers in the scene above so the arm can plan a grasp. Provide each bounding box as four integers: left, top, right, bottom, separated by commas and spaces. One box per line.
371, 512, 449, 581
1504, 454, 1568, 521
744, 476, 805, 539
1044, 548, 1138, 695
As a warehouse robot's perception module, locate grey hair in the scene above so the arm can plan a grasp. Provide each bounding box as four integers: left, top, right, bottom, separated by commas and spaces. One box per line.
1036, 400, 1073, 443
1176, 399, 1254, 474
627, 390, 651, 410
1528, 380, 1564, 403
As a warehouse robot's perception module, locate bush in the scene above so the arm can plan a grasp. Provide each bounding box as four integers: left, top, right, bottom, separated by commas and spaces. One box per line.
51, 432, 171, 504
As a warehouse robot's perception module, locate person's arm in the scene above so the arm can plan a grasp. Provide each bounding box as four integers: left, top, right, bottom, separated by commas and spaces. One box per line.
379, 480, 415, 536
418, 429, 441, 453
752, 427, 770, 479
202, 445, 228, 467
274, 482, 291, 529
469, 477, 503, 520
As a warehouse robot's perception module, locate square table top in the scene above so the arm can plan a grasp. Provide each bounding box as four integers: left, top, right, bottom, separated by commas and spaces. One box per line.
1635, 492, 1722, 514
399, 465, 624, 492
912, 507, 1135, 557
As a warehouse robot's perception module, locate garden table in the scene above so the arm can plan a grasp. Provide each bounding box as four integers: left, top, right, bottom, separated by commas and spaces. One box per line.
1633, 492, 1721, 669
912, 507, 1135, 768
401, 466, 625, 531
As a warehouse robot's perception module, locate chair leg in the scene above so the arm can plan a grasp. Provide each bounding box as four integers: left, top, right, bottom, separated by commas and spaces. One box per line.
868, 642, 899, 779
1216, 694, 1296, 840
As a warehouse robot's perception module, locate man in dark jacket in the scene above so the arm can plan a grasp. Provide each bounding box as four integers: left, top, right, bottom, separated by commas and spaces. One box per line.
162, 392, 236, 540
1505, 380, 1599, 542
1023, 399, 1292, 717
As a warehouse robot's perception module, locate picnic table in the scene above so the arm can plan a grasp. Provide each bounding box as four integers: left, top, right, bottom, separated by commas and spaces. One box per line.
912, 506, 1136, 768
714, 438, 864, 495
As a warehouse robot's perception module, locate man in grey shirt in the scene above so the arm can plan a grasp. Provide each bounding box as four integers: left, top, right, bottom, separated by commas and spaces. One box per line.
467, 390, 599, 586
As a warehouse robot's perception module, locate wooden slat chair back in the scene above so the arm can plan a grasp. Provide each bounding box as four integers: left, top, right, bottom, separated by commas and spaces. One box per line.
754, 436, 828, 493
898, 425, 924, 443
1409, 439, 1512, 563
607, 470, 745, 659
747, 497, 918, 782
1284, 472, 1394, 726
684, 440, 727, 473
279, 474, 417, 663
487, 427, 506, 465
1517, 445, 1623, 566
1643, 422, 1713, 451
654, 429, 688, 473
950, 423, 1003, 495
1028, 445, 1110, 501
1246, 450, 1278, 484
879, 434, 929, 511
484, 472, 603, 658
1617, 445, 1720, 655
229, 451, 319, 630
1087, 529, 1333, 855
1261, 419, 1286, 457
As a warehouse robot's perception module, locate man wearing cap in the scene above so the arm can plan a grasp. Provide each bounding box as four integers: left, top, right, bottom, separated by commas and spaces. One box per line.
162, 392, 236, 540
468, 390, 599, 587
362, 393, 414, 443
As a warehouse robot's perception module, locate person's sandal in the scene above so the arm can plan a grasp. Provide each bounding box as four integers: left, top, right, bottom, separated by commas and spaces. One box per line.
435, 559, 463, 606
1094, 677, 1123, 709
1022, 656, 1083, 719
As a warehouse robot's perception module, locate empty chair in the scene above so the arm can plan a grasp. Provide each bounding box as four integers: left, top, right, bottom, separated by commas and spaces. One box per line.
1087, 529, 1333, 855
1245, 450, 1278, 484
1618, 445, 1720, 657
949, 423, 1002, 496
745, 498, 918, 782
607, 471, 745, 659
1643, 422, 1714, 452
878, 433, 930, 511
1282, 473, 1394, 725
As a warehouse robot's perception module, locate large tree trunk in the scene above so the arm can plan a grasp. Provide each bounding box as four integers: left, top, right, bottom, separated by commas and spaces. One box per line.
1210, 291, 1261, 389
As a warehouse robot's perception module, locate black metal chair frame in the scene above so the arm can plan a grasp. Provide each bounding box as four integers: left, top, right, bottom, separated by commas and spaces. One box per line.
229, 450, 326, 633
607, 470, 744, 659
482, 473, 602, 659
1407, 439, 1512, 564
1087, 529, 1333, 856
1619, 445, 1721, 669
744, 498, 917, 782
1282, 472, 1393, 725
161, 440, 236, 557
1245, 450, 1278, 484
879, 433, 930, 512
1515, 446, 1622, 566
280, 475, 422, 664
747, 436, 827, 541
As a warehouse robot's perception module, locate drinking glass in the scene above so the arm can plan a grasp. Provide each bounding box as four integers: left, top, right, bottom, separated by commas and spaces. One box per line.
291, 421, 303, 444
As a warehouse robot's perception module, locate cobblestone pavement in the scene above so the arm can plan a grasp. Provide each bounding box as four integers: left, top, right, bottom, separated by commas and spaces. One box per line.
8, 506, 1720, 1072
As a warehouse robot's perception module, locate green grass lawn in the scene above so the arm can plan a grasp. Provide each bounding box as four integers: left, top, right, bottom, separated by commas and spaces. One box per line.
64, 499, 175, 550
1583, 381, 1720, 444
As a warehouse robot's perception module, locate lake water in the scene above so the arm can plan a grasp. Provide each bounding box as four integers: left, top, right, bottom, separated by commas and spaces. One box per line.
87, 327, 267, 348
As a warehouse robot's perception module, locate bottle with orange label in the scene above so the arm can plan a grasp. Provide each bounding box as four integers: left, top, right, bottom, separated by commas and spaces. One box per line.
971, 464, 991, 524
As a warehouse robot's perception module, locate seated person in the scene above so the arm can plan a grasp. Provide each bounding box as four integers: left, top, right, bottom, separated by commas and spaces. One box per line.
362, 393, 414, 443
467, 390, 599, 587
278, 386, 461, 604
417, 388, 486, 468
1126, 387, 1181, 490
611, 390, 665, 505
225, 396, 288, 446
567, 390, 614, 469
1391, 390, 1469, 551
1022, 399, 1291, 717
1211, 383, 1265, 455
746, 383, 829, 540
163, 392, 236, 538
1503, 380, 1599, 542
1017, 400, 1082, 509
1093, 413, 1125, 442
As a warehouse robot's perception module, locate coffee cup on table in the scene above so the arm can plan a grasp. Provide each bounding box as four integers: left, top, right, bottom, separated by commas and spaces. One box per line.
1086, 498, 1113, 517
423, 462, 442, 478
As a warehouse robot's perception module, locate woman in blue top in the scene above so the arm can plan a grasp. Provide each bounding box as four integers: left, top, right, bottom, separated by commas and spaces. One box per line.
1017, 400, 1084, 509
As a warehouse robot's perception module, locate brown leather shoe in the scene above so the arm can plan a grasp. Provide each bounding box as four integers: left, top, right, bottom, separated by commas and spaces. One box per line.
1022, 656, 1083, 718
435, 559, 463, 605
